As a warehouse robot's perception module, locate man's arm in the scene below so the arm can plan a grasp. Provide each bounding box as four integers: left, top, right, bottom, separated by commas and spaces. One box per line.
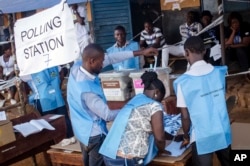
71, 4, 85, 25
82, 92, 119, 121
103, 47, 157, 67
180, 107, 191, 148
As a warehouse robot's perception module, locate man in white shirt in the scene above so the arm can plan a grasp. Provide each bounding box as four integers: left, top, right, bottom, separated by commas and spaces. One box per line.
174, 36, 231, 166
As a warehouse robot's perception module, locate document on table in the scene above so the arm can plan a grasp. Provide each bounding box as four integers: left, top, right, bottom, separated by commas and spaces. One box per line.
13, 119, 55, 137
165, 141, 189, 157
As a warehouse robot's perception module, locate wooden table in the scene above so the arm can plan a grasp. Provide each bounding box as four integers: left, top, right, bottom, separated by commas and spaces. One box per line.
0, 112, 66, 165
148, 149, 192, 166
47, 148, 192, 166
47, 145, 192, 166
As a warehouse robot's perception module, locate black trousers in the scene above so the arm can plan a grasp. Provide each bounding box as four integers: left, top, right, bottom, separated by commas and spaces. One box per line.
191, 142, 230, 166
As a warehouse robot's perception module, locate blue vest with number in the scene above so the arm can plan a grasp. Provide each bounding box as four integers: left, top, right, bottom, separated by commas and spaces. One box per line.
67, 64, 108, 145
31, 67, 64, 112
99, 93, 158, 165
173, 66, 231, 154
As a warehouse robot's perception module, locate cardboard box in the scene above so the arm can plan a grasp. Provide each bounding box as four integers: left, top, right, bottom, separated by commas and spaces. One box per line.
231, 122, 250, 150
0, 120, 16, 146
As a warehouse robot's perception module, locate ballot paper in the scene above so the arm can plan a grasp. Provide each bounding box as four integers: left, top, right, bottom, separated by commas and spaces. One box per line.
165, 141, 189, 157
13, 119, 55, 137
210, 44, 221, 61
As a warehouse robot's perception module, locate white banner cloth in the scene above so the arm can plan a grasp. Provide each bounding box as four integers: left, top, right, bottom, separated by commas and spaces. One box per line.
14, 0, 79, 76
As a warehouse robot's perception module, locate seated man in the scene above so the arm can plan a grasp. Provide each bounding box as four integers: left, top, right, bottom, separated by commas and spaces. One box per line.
162, 11, 202, 68
140, 19, 166, 68
106, 25, 140, 70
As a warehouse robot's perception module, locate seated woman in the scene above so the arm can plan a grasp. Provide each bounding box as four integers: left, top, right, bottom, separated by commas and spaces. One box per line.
99, 71, 170, 166
0, 43, 16, 103
225, 11, 250, 72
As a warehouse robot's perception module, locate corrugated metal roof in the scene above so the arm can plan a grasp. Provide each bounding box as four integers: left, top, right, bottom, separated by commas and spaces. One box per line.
0, 0, 92, 13
91, 0, 133, 50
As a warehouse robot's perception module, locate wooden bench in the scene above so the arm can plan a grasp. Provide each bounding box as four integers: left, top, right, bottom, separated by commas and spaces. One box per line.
168, 55, 186, 68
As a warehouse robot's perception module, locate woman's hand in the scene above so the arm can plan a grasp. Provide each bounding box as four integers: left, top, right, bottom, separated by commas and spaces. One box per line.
180, 137, 190, 149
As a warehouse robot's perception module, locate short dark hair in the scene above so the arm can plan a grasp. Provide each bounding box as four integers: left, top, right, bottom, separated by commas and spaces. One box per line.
2, 43, 11, 52
184, 36, 205, 54
201, 10, 213, 19
82, 43, 104, 60
227, 11, 243, 26
114, 25, 126, 33
144, 19, 153, 25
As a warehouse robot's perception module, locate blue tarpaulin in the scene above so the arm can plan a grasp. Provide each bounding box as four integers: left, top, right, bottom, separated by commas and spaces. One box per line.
0, 0, 91, 14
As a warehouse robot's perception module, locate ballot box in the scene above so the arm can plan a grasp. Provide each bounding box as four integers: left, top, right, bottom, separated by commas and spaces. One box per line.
99, 70, 134, 101
129, 67, 171, 98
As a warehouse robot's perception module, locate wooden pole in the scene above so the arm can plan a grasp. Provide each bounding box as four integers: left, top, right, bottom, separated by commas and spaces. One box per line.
8, 13, 27, 115
217, 0, 226, 65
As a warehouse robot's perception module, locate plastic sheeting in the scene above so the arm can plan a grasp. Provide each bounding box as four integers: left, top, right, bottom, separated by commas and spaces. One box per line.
0, 0, 92, 14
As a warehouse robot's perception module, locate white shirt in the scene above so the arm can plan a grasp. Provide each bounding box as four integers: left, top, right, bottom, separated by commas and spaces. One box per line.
71, 4, 90, 59
176, 60, 214, 143
0, 55, 15, 76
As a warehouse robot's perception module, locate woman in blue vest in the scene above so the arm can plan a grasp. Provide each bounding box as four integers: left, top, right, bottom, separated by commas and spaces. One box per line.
99, 71, 170, 166
174, 36, 231, 166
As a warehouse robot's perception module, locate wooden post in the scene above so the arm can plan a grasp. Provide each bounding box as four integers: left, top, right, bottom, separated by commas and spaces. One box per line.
217, 0, 226, 65
8, 13, 27, 115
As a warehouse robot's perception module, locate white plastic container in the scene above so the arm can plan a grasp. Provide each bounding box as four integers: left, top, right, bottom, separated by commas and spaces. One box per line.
99, 70, 134, 101
129, 67, 171, 98
169, 74, 182, 95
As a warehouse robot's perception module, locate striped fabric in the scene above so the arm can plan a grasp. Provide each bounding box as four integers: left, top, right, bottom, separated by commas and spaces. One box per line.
179, 22, 203, 41
140, 27, 165, 47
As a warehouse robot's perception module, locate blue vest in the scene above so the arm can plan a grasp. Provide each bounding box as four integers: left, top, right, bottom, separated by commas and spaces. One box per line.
173, 66, 231, 154
99, 93, 158, 165
67, 64, 108, 145
106, 41, 140, 70
30, 67, 64, 112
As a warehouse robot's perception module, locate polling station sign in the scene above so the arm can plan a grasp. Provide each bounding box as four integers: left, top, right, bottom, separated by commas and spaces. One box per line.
14, 0, 79, 76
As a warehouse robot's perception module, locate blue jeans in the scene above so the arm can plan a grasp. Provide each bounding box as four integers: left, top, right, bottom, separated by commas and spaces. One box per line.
80, 135, 106, 166
103, 155, 144, 166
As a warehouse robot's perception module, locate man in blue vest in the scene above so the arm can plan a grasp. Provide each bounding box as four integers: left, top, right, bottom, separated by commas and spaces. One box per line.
174, 36, 231, 166
106, 25, 140, 71
67, 43, 158, 166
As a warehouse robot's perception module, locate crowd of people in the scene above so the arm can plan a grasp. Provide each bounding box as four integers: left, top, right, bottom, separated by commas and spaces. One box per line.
1, 4, 250, 166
